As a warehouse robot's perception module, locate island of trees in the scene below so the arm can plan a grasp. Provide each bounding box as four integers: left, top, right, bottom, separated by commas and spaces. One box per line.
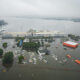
0, 20, 8, 26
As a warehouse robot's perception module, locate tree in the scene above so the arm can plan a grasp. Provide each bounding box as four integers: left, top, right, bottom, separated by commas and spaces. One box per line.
22, 42, 40, 51
37, 41, 41, 47
3, 42, 7, 48
0, 48, 3, 57
41, 41, 44, 46
15, 37, 25, 42
2, 52, 14, 64
18, 55, 24, 63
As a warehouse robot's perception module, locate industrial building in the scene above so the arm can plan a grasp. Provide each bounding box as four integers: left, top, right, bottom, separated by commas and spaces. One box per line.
63, 41, 79, 48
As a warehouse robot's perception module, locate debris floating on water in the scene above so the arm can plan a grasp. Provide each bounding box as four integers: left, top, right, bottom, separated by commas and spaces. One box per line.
43, 59, 48, 63
29, 59, 33, 63
66, 54, 71, 58
52, 54, 58, 61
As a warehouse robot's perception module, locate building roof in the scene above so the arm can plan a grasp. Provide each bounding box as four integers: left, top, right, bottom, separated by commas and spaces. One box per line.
64, 41, 78, 45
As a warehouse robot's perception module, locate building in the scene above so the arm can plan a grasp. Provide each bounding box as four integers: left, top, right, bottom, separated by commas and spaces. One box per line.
23, 38, 29, 42
27, 30, 64, 37
3, 30, 65, 38
63, 41, 79, 48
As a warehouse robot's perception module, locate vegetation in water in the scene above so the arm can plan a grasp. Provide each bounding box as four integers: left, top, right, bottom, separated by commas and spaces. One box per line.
22, 42, 40, 51
68, 34, 80, 41
2, 52, 14, 65
15, 37, 25, 41
3, 42, 7, 48
0, 48, 3, 57
18, 55, 24, 63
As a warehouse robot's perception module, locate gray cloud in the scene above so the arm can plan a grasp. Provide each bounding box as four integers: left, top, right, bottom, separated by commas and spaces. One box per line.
0, 0, 80, 18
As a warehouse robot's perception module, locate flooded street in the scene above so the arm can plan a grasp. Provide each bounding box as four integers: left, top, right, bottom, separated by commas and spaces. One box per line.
0, 0, 80, 79
0, 38, 80, 80
0, 17, 80, 80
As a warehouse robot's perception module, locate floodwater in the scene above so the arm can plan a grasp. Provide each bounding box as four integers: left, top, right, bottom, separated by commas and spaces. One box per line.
0, 38, 80, 80
0, 17, 80, 80
0, 17, 80, 35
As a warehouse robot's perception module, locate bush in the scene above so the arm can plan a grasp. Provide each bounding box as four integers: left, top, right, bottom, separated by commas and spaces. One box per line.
2, 52, 14, 64
3, 43, 7, 48
0, 48, 3, 57
18, 55, 24, 63
68, 34, 79, 41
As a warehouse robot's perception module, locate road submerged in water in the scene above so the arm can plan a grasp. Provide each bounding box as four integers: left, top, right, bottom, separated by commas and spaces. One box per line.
0, 38, 80, 80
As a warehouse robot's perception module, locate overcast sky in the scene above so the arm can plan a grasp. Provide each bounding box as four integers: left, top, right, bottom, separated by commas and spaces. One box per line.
0, 0, 80, 18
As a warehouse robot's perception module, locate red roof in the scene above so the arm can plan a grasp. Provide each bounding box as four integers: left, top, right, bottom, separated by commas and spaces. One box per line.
63, 41, 78, 48
75, 60, 80, 64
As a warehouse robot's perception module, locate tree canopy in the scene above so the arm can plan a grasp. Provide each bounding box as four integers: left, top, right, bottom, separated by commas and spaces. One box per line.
22, 42, 40, 51
2, 52, 14, 64
0, 48, 3, 57
15, 37, 25, 42
3, 42, 7, 48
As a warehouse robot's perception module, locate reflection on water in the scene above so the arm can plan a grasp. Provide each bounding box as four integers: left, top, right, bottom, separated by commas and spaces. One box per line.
1, 17, 80, 35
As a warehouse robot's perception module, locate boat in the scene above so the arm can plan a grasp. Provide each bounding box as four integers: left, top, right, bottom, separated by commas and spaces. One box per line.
75, 60, 80, 64
66, 54, 71, 58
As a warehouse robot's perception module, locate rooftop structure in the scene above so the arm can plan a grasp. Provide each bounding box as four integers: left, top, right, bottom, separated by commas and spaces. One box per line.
3, 30, 64, 37
27, 30, 64, 37
63, 41, 79, 48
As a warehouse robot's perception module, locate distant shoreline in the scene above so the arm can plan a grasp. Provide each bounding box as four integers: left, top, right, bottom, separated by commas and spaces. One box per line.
0, 20, 8, 26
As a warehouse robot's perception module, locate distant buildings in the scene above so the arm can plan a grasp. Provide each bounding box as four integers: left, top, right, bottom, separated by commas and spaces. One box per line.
2, 29, 65, 38
27, 29, 65, 37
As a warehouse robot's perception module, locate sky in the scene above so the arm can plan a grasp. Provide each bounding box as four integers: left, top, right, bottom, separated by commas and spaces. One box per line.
0, 0, 80, 18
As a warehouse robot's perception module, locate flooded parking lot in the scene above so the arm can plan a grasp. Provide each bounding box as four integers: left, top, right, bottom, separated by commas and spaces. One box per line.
0, 38, 80, 80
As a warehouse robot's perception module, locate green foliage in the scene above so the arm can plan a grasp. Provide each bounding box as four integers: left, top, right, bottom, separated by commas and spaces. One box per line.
37, 41, 41, 47
41, 41, 44, 46
18, 55, 24, 63
0, 48, 3, 57
29, 38, 32, 42
2, 52, 14, 64
68, 34, 80, 41
3, 42, 7, 48
28, 36, 53, 40
16, 40, 20, 47
22, 42, 40, 51
15, 37, 25, 41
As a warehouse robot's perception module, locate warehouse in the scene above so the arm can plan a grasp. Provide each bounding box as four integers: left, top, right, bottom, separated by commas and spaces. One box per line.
63, 41, 79, 48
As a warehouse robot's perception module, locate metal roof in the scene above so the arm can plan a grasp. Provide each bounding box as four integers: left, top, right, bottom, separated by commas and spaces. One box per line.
64, 41, 78, 45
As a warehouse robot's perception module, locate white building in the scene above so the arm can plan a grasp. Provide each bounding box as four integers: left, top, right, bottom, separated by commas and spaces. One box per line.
27, 30, 64, 37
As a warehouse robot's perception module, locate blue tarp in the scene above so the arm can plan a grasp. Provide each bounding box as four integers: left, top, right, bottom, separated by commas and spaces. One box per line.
19, 40, 23, 47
